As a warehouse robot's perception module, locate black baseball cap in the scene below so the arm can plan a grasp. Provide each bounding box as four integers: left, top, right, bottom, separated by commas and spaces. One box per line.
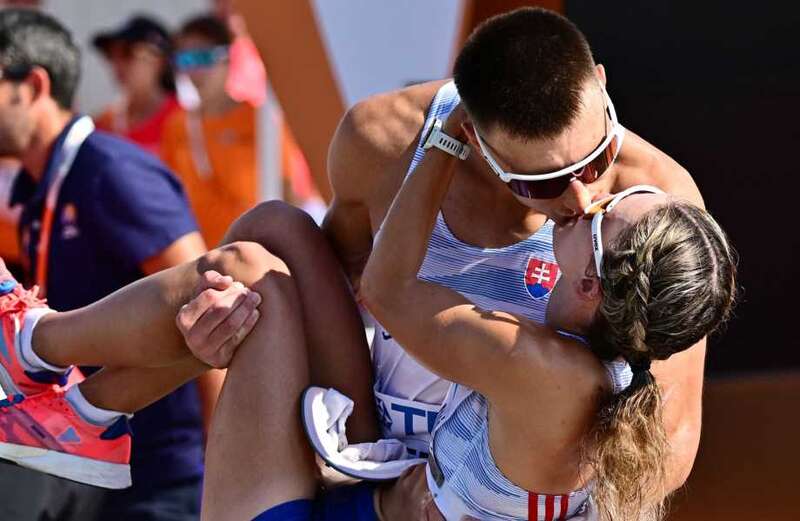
92, 15, 172, 55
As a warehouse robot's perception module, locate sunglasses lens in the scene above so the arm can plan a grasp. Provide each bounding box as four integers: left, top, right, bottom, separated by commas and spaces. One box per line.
495, 131, 620, 200
577, 134, 618, 184
507, 176, 573, 199
174, 49, 221, 70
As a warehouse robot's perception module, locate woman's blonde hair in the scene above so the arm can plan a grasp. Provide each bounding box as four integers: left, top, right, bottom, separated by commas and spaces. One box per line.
587, 201, 737, 521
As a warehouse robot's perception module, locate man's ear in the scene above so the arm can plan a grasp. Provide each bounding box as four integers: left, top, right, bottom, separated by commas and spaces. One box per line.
462, 120, 478, 147
26, 66, 52, 105
595, 64, 607, 87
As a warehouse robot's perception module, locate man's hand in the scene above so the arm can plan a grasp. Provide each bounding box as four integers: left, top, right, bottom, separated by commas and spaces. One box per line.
377, 464, 444, 521
176, 270, 261, 368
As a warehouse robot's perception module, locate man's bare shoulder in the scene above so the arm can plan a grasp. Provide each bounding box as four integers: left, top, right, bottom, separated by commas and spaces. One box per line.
345, 80, 448, 158
329, 81, 448, 201
621, 130, 704, 208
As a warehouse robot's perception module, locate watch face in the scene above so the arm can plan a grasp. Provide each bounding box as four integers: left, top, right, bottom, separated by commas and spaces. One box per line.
423, 119, 442, 149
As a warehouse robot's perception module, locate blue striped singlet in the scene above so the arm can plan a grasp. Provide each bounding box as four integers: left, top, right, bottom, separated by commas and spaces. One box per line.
371, 82, 559, 457
425, 356, 633, 521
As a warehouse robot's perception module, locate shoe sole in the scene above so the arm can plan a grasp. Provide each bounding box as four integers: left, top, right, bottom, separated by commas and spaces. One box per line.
0, 441, 131, 489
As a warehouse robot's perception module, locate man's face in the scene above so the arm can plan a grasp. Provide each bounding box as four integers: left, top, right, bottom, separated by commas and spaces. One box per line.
0, 70, 36, 157
466, 80, 616, 224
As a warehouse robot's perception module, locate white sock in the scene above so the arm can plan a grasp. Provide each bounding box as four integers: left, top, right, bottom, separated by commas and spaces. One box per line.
65, 385, 131, 426
19, 308, 70, 374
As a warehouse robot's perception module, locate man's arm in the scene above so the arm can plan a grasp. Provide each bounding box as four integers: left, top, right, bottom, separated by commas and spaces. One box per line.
322, 99, 390, 291
619, 132, 708, 492
652, 337, 706, 492
322, 83, 439, 291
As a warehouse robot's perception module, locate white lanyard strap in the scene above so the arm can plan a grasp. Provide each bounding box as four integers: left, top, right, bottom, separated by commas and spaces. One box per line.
185, 110, 213, 179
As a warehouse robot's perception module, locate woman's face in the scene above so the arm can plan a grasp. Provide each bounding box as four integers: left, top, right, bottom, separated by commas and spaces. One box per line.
176, 34, 229, 103
546, 193, 668, 332
105, 41, 165, 95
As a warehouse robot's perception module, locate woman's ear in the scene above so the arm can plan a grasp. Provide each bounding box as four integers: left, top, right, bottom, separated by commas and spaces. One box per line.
578, 276, 602, 301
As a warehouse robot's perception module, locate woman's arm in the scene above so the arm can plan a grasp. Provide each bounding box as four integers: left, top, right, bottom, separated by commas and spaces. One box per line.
360, 109, 567, 400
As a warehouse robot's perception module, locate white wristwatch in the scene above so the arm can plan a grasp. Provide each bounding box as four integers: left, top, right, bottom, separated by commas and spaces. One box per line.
422, 118, 470, 160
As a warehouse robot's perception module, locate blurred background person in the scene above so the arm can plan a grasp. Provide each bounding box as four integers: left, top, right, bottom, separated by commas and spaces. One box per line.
92, 15, 179, 157
164, 12, 323, 248
162, 14, 257, 247
0, 8, 212, 520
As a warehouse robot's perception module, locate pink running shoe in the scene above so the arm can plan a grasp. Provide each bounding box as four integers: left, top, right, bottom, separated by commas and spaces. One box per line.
0, 267, 77, 397
0, 387, 131, 488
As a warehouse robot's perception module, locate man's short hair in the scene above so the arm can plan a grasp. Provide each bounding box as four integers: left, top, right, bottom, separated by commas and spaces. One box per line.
454, 7, 596, 140
179, 15, 232, 47
0, 8, 80, 110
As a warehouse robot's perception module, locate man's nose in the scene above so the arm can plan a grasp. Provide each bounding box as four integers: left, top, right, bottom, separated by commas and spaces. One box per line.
562, 179, 594, 214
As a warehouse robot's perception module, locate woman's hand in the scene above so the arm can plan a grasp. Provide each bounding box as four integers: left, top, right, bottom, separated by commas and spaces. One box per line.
175, 270, 261, 368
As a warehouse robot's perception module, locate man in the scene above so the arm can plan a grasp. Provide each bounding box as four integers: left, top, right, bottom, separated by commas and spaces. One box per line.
0, 9, 214, 521
223, 6, 705, 496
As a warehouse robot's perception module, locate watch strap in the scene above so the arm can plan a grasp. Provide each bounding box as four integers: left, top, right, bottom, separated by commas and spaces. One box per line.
423, 118, 470, 160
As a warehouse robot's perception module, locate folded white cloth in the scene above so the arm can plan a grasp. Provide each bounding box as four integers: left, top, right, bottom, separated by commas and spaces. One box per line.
301, 386, 426, 481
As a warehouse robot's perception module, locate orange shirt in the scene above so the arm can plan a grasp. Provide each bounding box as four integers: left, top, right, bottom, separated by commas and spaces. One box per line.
94, 96, 180, 157
0, 221, 19, 263
0, 162, 21, 263
161, 103, 257, 247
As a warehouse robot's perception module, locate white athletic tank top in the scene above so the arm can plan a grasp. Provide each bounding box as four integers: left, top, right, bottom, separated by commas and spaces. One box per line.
371, 82, 559, 457
425, 352, 633, 521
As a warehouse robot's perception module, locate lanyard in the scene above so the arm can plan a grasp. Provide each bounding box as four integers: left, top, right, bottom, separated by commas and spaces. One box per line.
34, 115, 95, 295
185, 110, 213, 179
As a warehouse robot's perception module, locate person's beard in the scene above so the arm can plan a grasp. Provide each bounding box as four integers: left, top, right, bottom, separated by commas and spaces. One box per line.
0, 95, 31, 157
0, 125, 26, 157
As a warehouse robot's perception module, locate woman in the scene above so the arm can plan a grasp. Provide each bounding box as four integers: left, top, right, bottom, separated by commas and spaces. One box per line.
92, 16, 179, 156
0, 118, 735, 521
160, 14, 258, 248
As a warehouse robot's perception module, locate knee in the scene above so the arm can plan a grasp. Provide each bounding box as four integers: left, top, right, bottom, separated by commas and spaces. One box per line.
228, 200, 317, 242
199, 241, 289, 286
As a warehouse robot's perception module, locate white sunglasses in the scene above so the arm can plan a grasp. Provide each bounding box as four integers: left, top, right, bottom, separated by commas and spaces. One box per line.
586, 185, 665, 278
474, 88, 626, 199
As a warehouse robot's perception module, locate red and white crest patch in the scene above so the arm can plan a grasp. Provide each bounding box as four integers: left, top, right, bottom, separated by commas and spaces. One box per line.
524, 256, 561, 300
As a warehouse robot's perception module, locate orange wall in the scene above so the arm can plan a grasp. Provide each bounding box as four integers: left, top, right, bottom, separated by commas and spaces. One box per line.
667, 372, 799, 520
235, 0, 341, 203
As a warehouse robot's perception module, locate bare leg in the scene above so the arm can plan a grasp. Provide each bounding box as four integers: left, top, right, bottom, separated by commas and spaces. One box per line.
202, 252, 317, 520
32, 242, 267, 369
225, 201, 378, 441
33, 203, 377, 431
77, 358, 206, 413
29, 242, 272, 412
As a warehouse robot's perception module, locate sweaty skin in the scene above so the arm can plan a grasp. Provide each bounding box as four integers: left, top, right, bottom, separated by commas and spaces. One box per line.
323, 79, 705, 493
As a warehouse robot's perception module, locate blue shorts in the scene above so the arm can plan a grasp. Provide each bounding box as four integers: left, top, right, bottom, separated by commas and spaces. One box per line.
253, 482, 378, 521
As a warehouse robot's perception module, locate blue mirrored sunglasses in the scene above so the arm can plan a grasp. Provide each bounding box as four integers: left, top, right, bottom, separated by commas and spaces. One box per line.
173, 46, 229, 71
